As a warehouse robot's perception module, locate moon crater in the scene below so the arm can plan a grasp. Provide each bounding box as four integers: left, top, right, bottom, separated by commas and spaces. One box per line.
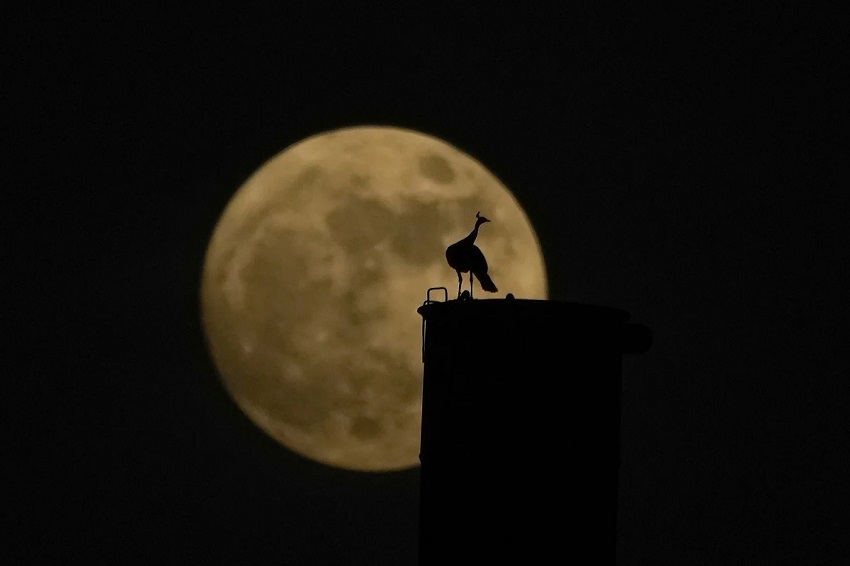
419, 154, 456, 183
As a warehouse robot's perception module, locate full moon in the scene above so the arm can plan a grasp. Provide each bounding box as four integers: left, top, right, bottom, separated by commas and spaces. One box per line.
200, 126, 547, 471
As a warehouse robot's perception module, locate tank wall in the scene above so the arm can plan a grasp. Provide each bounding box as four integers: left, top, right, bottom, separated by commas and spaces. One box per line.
418, 302, 628, 564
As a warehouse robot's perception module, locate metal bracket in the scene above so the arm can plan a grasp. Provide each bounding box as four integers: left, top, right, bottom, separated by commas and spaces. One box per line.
421, 287, 448, 362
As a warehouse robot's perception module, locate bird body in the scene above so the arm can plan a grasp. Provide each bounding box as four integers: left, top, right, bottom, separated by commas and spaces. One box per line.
446, 212, 498, 298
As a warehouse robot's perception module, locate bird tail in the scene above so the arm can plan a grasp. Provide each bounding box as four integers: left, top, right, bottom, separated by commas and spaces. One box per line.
475, 271, 498, 293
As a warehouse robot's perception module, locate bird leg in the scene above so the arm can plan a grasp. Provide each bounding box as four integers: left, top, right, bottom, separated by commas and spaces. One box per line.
469, 273, 474, 299
456, 271, 463, 299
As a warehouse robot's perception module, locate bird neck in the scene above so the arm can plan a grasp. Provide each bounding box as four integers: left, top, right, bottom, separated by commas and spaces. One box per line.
465, 219, 485, 243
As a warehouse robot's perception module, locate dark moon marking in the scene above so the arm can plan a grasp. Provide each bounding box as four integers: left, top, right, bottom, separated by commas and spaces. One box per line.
326, 196, 395, 252
419, 154, 455, 184
389, 205, 450, 265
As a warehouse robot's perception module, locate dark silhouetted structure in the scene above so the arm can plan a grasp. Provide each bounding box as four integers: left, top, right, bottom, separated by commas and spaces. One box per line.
445, 212, 498, 298
417, 294, 650, 565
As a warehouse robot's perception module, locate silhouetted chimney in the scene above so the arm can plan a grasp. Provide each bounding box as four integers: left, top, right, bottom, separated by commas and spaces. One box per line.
416, 293, 650, 565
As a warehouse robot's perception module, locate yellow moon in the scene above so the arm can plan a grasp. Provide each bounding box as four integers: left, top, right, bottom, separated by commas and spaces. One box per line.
200, 125, 547, 471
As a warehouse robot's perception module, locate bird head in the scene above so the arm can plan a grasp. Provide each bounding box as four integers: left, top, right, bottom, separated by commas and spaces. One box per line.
475, 211, 491, 224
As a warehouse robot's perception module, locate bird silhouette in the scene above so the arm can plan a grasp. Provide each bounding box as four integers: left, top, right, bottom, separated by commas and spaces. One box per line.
446, 211, 498, 299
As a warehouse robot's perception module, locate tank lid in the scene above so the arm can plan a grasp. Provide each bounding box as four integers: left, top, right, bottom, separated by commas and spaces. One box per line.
417, 295, 632, 324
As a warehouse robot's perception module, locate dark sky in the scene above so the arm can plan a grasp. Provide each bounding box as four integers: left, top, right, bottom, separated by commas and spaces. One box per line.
9, 5, 849, 565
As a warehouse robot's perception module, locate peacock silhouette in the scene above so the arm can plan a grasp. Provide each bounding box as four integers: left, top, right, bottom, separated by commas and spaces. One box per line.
445, 211, 498, 299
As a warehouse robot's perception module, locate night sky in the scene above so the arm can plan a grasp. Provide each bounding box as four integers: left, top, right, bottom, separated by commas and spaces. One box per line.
10, 5, 849, 565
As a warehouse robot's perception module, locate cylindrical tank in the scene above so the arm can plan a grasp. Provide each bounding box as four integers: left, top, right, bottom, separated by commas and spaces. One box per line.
416, 295, 650, 565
